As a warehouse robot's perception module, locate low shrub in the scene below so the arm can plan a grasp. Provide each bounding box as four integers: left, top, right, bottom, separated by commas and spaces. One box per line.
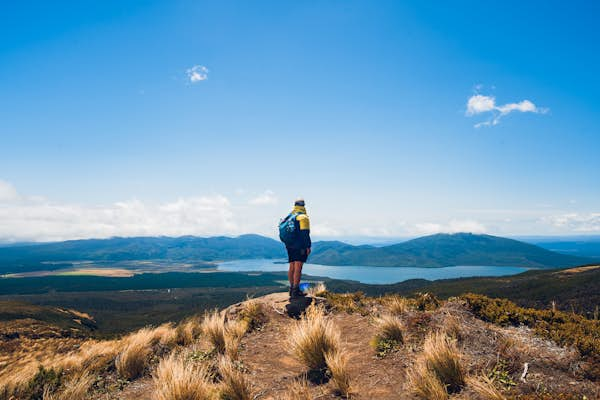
462, 293, 600, 379
323, 291, 368, 315
414, 292, 441, 311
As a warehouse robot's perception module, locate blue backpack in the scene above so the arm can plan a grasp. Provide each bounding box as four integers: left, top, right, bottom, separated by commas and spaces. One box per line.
279, 213, 299, 246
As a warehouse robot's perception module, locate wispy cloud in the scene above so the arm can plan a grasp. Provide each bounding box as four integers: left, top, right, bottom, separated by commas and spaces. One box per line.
186, 65, 209, 83
414, 219, 487, 235
542, 213, 600, 232
466, 91, 548, 127
248, 190, 278, 206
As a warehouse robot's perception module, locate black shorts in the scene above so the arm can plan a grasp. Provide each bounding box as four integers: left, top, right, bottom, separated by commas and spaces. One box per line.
287, 247, 308, 263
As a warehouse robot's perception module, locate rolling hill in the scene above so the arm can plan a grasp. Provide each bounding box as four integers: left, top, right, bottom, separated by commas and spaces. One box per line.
309, 232, 591, 268
0, 234, 286, 274
0, 232, 592, 274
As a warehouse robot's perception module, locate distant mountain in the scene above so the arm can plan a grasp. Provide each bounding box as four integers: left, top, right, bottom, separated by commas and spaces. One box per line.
310, 232, 591, 268
0, 233, 592, 274
532, 240, 600, 259
0, 234, 285, 274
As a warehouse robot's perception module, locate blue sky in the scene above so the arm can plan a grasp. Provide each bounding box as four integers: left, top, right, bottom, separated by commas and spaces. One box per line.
1, 1, 599, 241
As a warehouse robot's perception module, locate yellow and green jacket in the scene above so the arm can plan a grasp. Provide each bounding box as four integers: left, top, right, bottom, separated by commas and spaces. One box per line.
290, 205, 311, 249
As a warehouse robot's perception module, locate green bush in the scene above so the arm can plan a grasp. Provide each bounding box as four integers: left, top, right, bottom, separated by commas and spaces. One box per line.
462, 293, 600, 380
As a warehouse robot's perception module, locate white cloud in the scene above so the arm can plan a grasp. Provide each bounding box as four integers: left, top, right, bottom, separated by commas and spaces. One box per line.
0, 180, 19, 202
414, 219, 487, 235
466, 93, 547, 127
0, 181, 240, 242
186, 65, 209, 83
543, 213, 600, 232
249, 190, 278, 206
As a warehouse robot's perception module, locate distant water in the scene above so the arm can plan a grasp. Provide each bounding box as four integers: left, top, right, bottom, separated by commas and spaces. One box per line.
216, 259, 528, 284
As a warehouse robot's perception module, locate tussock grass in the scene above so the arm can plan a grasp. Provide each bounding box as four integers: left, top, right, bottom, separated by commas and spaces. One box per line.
385, 296, 410, 315
202, 310, 227, 354
422, 332, 464, 393
60, 338, 122, 373
239, 299, 268, 332
218, 357, 253, 400
288, 304, 341, 371
408, 361, 448, 400
224, 319, 247, 360
375, 314, 404, 343
116, 328, 155, 380
152, 352, 213, 400
175, 316, 202, 346
43, 372, 94, 400
443, 315, 462, 341
370, 314, 403, 356
325, 351, 351, 398
466, 375, 507, 400
306, 282, 327, 298
283, 378, 312, 400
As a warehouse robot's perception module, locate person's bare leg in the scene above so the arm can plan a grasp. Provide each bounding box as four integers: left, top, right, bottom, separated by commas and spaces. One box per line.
293, 261, 303, 286
288, 261, 294, 287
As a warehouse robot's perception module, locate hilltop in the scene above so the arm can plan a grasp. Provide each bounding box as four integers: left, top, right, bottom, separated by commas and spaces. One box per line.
1, 289, 598, 400
309, 233, 591, 268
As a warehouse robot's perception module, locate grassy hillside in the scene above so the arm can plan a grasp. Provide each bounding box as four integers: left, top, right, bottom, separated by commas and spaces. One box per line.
0, 301, 97, 336
310, 232, 591, 268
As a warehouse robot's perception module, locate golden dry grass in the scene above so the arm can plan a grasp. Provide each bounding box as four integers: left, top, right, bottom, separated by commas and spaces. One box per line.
374, 314, 404, 344
443, 315, 462, 341
408, 361, 448, 400
386, 296, 410, 315
466, 375, 507, 400
325, 350, 351, 398
288, 304, 341, 371
43, 372, 94, 400
224, 319, 248, 360
152, 352, 213, 400
283, 378, 312, 400
202, 310, 227, 354
175, 316, 202, 346
306, 282, 327, 298
422, 332, 465, 393
116, 328, 155, 380
239, 299, 268, 332
218, 357, 253, 400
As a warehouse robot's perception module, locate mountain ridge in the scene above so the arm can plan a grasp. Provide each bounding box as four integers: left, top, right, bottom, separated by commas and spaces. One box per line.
0, 232, 592, 274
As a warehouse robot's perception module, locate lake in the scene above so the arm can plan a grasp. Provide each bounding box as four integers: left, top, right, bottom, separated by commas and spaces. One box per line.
216, 259, 528, 284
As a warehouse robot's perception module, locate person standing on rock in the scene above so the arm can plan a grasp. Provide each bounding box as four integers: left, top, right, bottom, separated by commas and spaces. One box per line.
278, 198, 312, 299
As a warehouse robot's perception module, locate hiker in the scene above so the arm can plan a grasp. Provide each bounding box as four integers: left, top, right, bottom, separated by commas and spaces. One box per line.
279, 198, 312, 299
